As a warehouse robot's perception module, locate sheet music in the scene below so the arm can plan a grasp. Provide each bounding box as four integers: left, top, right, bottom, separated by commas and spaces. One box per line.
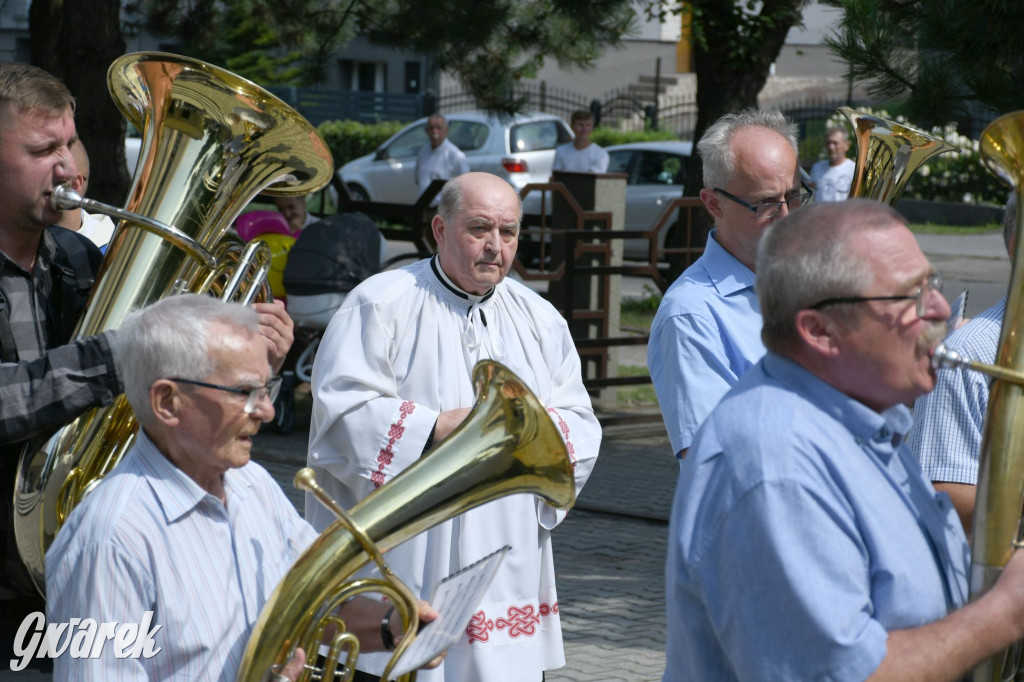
948, 289, 968, 330
387, 545, 510, 679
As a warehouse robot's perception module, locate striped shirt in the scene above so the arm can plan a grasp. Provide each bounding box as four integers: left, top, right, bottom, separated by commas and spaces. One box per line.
908, 297, 1006, 484
46, 430, 318, 680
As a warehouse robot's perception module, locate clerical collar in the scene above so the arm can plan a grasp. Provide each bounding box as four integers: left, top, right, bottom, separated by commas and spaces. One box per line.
430, 255, 494, 303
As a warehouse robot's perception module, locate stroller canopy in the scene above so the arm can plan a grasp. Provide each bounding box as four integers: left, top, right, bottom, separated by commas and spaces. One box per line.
283, 212, 382, 296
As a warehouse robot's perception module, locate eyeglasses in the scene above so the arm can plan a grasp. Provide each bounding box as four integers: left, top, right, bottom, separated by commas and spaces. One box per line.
809, 272, 944, 318
171, 376, 282, 414
713, 186, 813, 220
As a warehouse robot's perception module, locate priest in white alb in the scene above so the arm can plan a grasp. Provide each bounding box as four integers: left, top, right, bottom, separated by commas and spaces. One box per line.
306, 172, 601, 682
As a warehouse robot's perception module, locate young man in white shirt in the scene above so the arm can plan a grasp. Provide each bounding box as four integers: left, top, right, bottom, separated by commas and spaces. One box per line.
552, 109, 609, 174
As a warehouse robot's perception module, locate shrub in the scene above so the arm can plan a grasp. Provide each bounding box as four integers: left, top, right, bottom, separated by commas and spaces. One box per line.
823, 108, 1007, 206
591, 128, 679, 147
316, 119, 408, 168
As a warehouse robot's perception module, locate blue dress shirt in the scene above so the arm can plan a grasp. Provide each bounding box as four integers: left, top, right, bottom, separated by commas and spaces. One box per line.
664, 353, 970, 682
909, 297, 1005, 484
46, 430, 319, 681
648, 229, 765, 456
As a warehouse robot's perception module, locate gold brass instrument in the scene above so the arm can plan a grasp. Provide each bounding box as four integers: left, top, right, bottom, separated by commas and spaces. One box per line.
236, 360, 576, 682
12, 52, 333, 596
839, 107, 958, 205
930, 110, 1024, 682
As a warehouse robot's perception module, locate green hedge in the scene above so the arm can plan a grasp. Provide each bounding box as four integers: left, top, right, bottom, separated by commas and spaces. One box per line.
591, 128, 680, 146
316, 119, 408, 168
316, 118, 683, 168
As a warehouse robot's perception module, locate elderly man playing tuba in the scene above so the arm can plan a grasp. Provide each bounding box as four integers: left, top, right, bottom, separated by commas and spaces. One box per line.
45, 295, 437, 680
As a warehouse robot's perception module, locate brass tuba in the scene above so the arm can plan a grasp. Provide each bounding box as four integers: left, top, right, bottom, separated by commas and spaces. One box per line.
932, 110, 1024, 682
12, 52, 334, 596
236, 360, 577, 682
839, 106, 958, 205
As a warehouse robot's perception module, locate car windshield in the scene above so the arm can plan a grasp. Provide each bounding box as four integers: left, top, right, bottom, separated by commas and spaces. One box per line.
510, 120, 571, 153
387, 126, 430, 158
447, 122, 489, 151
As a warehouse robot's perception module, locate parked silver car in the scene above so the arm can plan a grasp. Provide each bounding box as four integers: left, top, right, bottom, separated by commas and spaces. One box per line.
519, 140, 695, 262
603, 141, 694, 259
338, 110, 573, 203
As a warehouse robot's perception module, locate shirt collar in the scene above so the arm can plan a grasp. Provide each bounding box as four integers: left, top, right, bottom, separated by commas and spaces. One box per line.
700, 229, 756, 296
134, 429, 251, 523
762, 352, 913, 459
429, 254, 495, 304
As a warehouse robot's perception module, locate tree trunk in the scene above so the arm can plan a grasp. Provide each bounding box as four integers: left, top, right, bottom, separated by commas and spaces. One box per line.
58, 0, 128, 207
28, 0, 62, 76
683, 0, 804, 197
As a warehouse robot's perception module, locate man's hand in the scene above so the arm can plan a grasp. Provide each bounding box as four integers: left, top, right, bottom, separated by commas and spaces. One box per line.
389, 600, 444, 669
254, 300, 294, 374
434, 408, 472, 444
274, 646, 306, 681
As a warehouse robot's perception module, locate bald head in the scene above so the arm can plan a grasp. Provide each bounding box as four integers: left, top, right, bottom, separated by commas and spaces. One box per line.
70, 140, 89, 193
432, 172, 522, 295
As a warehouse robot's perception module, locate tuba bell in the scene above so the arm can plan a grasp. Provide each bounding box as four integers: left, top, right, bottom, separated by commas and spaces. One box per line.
932, 110, 1024, 682
11, 52, 334, 596
839, 106, 958, 205
236, 360, 577, 682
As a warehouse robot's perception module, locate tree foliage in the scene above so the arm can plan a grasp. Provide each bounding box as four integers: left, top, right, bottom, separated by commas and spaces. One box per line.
130, 0, 638, 112
821, 0, 1024, 127
30, 0, 129, 207
643, 1, 809, 196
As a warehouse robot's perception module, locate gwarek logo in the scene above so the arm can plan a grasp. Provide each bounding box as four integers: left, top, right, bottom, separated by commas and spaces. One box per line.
9, 611, 162, 671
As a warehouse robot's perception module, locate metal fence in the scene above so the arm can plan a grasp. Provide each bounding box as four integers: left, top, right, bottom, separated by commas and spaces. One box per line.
266, 87, 425, 126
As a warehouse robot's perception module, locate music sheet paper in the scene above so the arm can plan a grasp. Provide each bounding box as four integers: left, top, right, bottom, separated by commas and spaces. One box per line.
386, 545, 511, 679
948, 289, 968, 330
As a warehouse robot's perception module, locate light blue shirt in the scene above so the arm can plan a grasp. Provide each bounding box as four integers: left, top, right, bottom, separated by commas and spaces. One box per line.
648, 229, 765, 455
46, 430, 318, 681
664, 353, 970, 682
909, 297, 1005, 484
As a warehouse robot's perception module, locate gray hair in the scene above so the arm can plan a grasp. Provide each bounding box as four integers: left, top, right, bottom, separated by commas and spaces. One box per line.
0, 62, 74, 129
697, 108, 799, 189
115, 295, 260, 425
437, 177, 465, 225
757, 199, 906, 353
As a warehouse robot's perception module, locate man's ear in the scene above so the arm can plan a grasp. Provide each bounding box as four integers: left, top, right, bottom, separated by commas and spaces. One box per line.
700, 188, 723, 222
794, 309, 842, 358
150, 379, 181, 427
430, 213, 446, 246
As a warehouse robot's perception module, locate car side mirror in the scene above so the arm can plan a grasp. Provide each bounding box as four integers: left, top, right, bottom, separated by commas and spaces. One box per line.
374, 147, 388, 161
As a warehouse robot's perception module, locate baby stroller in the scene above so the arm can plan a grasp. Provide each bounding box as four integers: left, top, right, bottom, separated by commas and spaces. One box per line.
275, 212, 382, 431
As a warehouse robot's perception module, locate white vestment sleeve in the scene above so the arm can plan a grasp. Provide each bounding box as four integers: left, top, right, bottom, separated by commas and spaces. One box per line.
535, 314, 601, 530
308, 299, 440, 501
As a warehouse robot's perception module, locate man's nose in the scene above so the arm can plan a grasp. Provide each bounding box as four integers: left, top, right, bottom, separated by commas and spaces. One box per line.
484, 229, 501, 251
56, 151, 78, 181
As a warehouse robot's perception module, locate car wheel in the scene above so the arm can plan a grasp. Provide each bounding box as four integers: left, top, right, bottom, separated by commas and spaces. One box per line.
346, 184, 370, 202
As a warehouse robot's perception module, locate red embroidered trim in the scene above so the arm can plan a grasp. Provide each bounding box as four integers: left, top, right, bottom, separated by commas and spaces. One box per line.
547, 408, 577, 470
466, 602, 558, 644
371, 401, 416, 488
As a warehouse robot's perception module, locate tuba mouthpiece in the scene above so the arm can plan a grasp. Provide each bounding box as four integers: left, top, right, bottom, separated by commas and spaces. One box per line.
931, 342, 966, 370
51, 183, 83, 211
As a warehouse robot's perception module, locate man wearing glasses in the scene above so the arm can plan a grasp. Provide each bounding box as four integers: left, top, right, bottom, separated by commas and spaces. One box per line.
648, 108, 809, 460
45, 295, 436, 680
662, 199, 1024, 682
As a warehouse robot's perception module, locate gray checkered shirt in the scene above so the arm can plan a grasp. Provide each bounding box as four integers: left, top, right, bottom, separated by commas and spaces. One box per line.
0, 228, 120, 445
